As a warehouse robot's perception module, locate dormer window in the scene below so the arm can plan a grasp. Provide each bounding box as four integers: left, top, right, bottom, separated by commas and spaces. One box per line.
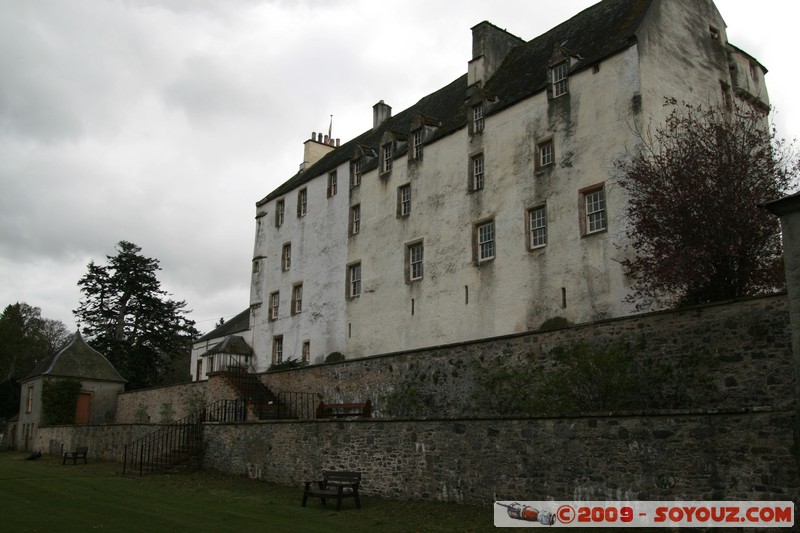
551, 60, 569, 98
472, 103, 484, 133
351, 159, 362, 188
411, 130, 424, 160
381, 143, 393, 174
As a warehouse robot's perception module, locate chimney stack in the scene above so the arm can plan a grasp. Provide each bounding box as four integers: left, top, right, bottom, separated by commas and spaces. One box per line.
468, 22, 524, 86
373, 100, 392, 130
300, 131, 336, 171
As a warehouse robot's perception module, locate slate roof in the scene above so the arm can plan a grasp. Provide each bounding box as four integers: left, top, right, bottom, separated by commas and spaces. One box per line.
258, 0, 651, 206
195, 308, 251, 343
198, 335, 253, 358
23, 331, 126, 383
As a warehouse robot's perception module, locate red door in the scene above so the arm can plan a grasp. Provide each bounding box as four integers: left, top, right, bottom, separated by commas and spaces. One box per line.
75, 392, 92, 424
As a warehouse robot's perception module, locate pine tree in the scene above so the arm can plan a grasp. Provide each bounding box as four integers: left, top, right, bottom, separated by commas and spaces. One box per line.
74, 241, 198, 388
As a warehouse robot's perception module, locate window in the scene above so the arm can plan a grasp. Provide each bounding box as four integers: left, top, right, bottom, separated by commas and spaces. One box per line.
252, 259, 260, 273
292, 283, 303, 314
582, 186, 607, 234
282, 243, 291, 271
471, 154, 484, 191
411, 130, 423, 160
476, 220, 495, 262
408, 242, 423, 281
269, 291, 280, 320
272, 335, 284, 364
26, 386, 33, 413
302, 341, 310, 363
381, 144, 393, 174
350, 204, 361, 235
350, 204, 361, 234
351, 160, 362, 188
275, 199, 285, 227
721, 82, 732, 109
528, 206, 547, 249
551, 60, 569, 98
327, 170, 338, 198
398, 184, 411, 217
348, 263, 361, 298
749, 62, 759, 83
537, 139, 554, 168
297, 188, 307, 217
472, 103, 484, 133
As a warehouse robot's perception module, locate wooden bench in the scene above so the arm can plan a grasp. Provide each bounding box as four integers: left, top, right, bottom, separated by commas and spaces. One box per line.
315, 400, 371, 419
62, 446, 88, 465
302, 471, 362, 511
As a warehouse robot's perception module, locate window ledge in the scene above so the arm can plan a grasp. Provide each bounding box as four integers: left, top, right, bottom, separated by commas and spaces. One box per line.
582, 228, 608, 238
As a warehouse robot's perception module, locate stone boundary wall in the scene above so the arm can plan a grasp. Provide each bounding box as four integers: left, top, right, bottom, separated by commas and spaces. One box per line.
202, 408, 799, 506
116, 381, 208, 424
36, 424, 156, 462
261, 294, 794, 418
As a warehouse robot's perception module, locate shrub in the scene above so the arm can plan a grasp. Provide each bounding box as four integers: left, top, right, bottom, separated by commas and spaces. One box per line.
538, 316, 572, 332
529, 341, 639, 414
268, 358, 304, 372
158, 402, 174, 423
325, 352, 345, 363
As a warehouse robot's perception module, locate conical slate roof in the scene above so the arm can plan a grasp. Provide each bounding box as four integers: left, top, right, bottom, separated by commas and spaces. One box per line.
23, 331, 126, 383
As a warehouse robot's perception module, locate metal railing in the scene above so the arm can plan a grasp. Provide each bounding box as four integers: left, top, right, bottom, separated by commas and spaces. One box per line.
204, 399, 248, 422
254, 391, 317, 420
121, 393, 319, 476
208, 354, 254, 374
122, 408, 206, 477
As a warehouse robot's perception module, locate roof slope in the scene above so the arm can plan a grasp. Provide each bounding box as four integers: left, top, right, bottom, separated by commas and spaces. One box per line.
198, 335, 253, 358
259, 0, 650, 205
195, 308, 251, 343
23, 331, 126, 383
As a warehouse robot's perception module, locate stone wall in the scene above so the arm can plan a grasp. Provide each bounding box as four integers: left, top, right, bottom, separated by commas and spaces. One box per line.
116, 381, 208, 424
261, 294, 794, 418
202, 408, 798, 505
36, 424, 155, 462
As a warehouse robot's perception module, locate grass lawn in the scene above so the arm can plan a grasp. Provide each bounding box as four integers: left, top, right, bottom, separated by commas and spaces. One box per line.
0, 451, 498, 532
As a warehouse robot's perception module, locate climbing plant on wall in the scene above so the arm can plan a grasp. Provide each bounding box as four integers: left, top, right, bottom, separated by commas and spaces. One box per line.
41, 379, 82, 425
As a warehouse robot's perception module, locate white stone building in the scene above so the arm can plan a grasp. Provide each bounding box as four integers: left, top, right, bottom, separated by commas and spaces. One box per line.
192, 0, 769, 376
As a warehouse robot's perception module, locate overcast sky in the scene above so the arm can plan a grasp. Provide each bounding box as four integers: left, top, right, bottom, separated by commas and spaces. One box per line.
1, 0, 798, 335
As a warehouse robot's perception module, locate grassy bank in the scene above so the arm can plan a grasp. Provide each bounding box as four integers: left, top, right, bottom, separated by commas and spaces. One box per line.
0, 451, 494, 532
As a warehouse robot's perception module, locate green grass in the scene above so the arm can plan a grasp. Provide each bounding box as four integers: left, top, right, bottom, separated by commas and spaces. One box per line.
0, 451, 497, 532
